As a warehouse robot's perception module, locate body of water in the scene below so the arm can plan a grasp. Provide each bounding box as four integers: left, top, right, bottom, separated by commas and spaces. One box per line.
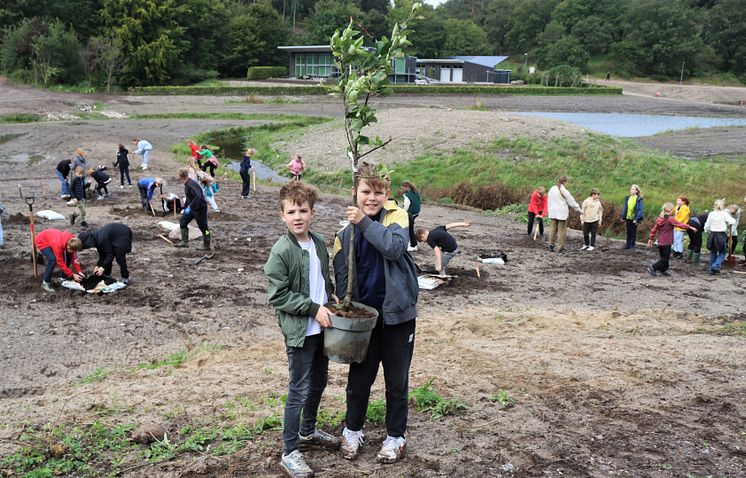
226, 160, 289, 184
515, 112, 746, 137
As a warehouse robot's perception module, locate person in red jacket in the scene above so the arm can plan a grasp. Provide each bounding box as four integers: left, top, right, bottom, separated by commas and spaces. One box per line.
527, 186, 548, 239
646, 202, 697, 277
34, 228, 84, 292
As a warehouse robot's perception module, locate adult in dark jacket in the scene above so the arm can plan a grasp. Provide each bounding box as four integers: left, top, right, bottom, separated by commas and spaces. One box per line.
56, 158, 72, 199
78, 223, 133, 283
240, 148, 254, 198
175, 168, 211, 250
113, 144, 132, 188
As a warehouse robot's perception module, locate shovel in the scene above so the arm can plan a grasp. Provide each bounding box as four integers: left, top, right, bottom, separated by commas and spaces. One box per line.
193, 253, 214, 265
725, 235, 736, 267
19, 185, 38, 277
533, 217, 541, 241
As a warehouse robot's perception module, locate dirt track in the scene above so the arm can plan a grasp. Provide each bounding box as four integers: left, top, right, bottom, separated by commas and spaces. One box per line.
1, 81, 745, 477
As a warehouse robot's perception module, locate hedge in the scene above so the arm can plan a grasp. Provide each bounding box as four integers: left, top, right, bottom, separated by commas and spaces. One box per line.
132, 84, 623, 96
246, 66, 288, 80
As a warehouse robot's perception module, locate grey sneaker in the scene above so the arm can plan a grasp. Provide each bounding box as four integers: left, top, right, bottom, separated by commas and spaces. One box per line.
280, 449, 313, 478
298, 429, 341, 450
340, 427, 364, 460
122, 277, 132, 285
377, 435, 406, 464
41, 281, 54, 292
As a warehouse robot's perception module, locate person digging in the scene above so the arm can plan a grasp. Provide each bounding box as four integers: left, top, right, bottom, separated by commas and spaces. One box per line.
174, 168, 211, 250
416, 222, 471, 276
78, 223, 134, 285
34, 228, 84, 292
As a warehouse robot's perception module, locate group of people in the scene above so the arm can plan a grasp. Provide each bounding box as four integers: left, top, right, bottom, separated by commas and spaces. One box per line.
527, 176, 745, 276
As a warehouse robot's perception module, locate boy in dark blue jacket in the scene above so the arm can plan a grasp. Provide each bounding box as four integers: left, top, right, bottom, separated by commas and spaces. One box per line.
332, 163, 418, 464
68, 166, 88, 228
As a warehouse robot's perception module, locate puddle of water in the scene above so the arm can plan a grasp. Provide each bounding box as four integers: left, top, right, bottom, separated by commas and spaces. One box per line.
0, 152, 46, 166
515, 112, 746, 137
0, 133, 25, 145
226, 160, 288, 183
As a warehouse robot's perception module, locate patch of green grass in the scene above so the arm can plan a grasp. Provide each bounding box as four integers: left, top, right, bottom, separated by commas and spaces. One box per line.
253, 413, 282, 432
317, 409, 345, 428
135, 351, 187, 371
390, 134, 746, 220
131, 112, 320, 122
717, 321, 746, 336
80, 367, 108, 384
1, 421, 136, 477
489, 389, 516, 409
365, 399, 386, 425
483, 203, 528, 222
0, 113, 44, 123
410, 379, 467, 420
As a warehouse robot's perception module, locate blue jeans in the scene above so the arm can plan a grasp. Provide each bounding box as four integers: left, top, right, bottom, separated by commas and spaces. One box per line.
141, 149, 151, 167
40, 247, 73, 283
56, 170, 70, 196
0, 219, 4, 246
710, 251, 726, 271
673, 230, 685, 253
284, 333, 328, 454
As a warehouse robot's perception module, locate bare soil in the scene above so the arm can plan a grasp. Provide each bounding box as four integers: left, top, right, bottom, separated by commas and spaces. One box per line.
1, 81, 745, 477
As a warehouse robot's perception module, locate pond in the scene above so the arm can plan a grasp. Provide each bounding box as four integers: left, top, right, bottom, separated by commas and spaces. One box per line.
225, 160, 288, 184
515, 112, 746, 137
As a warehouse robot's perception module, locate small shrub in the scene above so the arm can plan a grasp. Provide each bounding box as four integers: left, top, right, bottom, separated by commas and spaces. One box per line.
410, 379, 467, 419
366, 399, 386, 425
246, 66, 288, 80
489, 389, 516, 408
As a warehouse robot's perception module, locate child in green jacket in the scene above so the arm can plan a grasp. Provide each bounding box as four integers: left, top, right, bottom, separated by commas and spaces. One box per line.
264, 181, 340, 478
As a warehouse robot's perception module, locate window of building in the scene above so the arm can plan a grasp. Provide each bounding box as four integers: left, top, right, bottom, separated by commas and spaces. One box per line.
294, 51, 335, 78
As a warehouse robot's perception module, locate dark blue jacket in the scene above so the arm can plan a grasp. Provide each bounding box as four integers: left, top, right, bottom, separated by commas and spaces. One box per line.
240, 155, 252, 174
70, 175, 85, 200
184, 178, 207, 211
114, 148, 129, 169
620, 195, 644, 222
138, 178, 158, 201
78, 223, 133, 271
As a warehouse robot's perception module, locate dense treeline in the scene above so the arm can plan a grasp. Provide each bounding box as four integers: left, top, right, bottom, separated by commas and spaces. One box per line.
1, 0, 744, 89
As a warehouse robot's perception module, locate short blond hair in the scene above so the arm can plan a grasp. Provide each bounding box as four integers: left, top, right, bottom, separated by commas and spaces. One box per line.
660, 202, 674, 217
67, 237, 82, 251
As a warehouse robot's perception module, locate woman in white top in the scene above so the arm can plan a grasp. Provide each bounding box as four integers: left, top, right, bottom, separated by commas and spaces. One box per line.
547, 175, 581, 253
726, 204, 741, 257
703, 199, 736, 275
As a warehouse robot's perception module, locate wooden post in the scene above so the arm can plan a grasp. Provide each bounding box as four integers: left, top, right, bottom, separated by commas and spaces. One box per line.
173, 199, 176, 218
252, 169, 257, 195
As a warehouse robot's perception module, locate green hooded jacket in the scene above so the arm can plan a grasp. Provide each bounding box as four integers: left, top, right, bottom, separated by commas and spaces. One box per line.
264, 231, 334, 347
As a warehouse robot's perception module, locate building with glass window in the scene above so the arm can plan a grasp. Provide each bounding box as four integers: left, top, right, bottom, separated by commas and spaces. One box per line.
278, 45, 417, 82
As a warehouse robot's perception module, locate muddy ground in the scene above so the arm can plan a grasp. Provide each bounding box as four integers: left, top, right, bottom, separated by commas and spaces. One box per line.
1, 81, 746, 477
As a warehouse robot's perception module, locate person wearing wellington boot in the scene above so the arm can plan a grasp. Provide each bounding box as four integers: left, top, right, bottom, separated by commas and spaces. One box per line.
174, 168, 211, 250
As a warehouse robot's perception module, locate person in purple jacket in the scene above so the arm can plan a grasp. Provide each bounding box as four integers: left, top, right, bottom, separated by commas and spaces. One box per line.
647, 202, 696, 276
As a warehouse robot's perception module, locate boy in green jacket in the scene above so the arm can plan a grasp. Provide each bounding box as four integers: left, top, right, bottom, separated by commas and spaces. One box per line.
264, 181, 340, 478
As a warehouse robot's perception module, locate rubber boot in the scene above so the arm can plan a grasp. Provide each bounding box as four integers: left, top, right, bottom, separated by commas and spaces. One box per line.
693, 253, 700, 265
174, 228, 189, 248
686, 250, 693, 262
196, 231, 211, 251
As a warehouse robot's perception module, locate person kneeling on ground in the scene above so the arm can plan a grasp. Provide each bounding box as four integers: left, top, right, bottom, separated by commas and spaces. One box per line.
161, 193, 184, 215
174, 168, 211, 250
264, 181, 341, 478
416, 222, 471, 276
34, 228, 84, 292
137, 177, 163, 213
647, 202, 697, 277
78, 223, 133, 285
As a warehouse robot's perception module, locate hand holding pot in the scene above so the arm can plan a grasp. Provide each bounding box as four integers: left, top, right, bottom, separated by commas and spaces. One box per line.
315, 305, 333, 328
345, 206, 365, 225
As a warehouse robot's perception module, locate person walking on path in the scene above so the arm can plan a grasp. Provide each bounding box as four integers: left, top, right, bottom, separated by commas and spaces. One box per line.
646, 203, 697, 276
34, 228, 84, 292
580, 188, 603, 251
288, 153, 305, 181
132, 138, 153, 170
401, 181, 421, 251
174, 168, 211, 250
620, 184, 644, 250
56, 158, 72, 199
113, 144, 132, 188
78, 223, 134, 284
547, 176, 580, 253
240, 148, 254, 198
527, 186, 547, 239
704, 199, 736, 275
672, 195, 690, 258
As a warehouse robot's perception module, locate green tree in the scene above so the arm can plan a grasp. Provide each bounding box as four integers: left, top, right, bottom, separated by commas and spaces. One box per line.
99, 0, 188, 86
389, 0, 445, 58
86, 34, 122, 92
483, 0, 517, 54
306, 0, 363, 44
610, 0, 712, 78
704, 0, 746, 77
538, 34, 589, 70
504, 0, 559, 53
441, 18, 490, 56
438, 0, 491, 24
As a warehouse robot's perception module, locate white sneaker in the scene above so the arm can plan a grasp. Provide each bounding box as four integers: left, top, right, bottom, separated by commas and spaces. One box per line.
141, 165, 148, 170
280, 449, 313, 478
128, 184, 133, 188
96, 195, 105, 200
587, 246, 595, 251
407, 245, 417, 252
341, 427, 364, 460
41, 281, 54, 292
120, 185, 124, 189
580, 245, 588, 250
377, 435, 406, 463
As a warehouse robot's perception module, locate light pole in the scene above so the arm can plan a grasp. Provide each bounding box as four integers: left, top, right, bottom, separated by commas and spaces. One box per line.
679, 61, 685, 85
523, 53, 528, 70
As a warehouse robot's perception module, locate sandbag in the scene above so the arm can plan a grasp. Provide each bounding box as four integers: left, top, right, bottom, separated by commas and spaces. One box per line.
35, 210, 66, 221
